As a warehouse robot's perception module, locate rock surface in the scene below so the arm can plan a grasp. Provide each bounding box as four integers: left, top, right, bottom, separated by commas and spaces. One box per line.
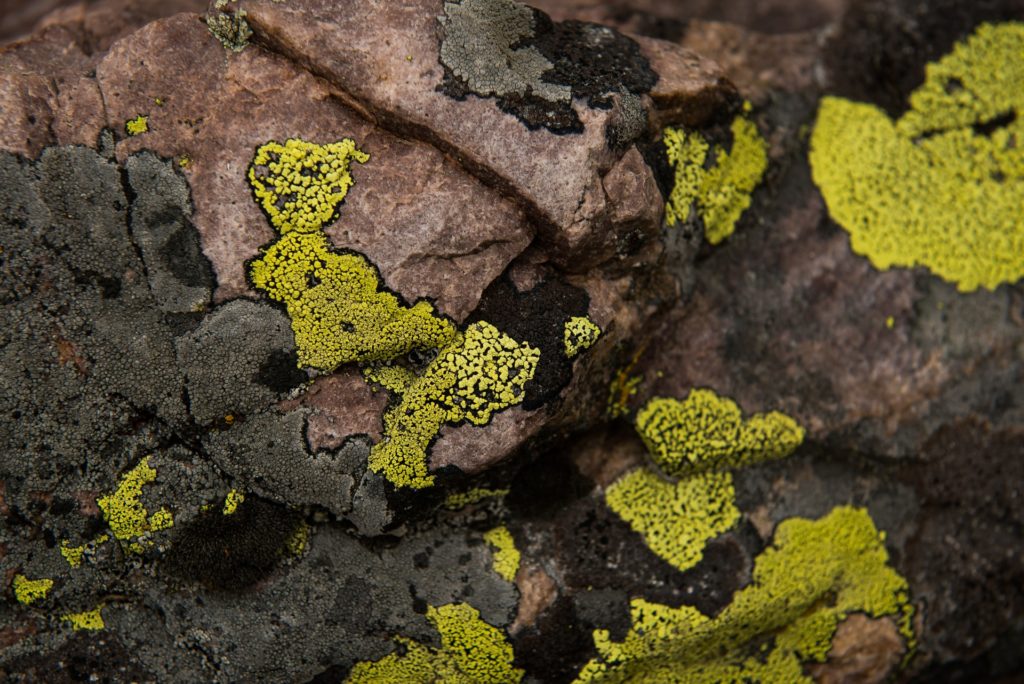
1, 0, 1022, 682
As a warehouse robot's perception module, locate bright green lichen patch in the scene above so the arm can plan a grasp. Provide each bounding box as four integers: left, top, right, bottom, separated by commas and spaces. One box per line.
810, 22, 1024, 291
62, 605, 106, 631
605, 469, 739, 573
249, 138, 369, 234
368, 321, 539, 489
444, 487, 510, 510
223, 489, 244, 515
125, 115, 149, 136
12, 574, 53, 605
605, 389, 803, 572
250, 231, 456, 371
637, 389, 804, 477
59, 534, 109, 568
563, 315, 602, 358
483, 525, 521, 582
575, 506, 914, 683
347, 602, 523, 683
96, 456, 174, 554
664, 109, 768, 245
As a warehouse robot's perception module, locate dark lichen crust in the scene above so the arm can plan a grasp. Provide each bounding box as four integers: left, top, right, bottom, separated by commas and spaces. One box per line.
438, 0, 658, 133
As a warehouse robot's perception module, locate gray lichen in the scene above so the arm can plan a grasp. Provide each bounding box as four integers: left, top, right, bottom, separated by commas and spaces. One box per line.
439, 0, 570, 105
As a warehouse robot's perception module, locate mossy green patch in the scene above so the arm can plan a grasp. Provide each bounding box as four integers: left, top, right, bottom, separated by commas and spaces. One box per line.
664, 109, 768, 244
96, 456, 174, 554
563, 315, 601, 358
483, 525, 521, 582
368, 321, 539, 489
810, 22, 1024, 291
347, 602, 523, 683
62, 605, 106, 631
12, 574, 53, 605
125, 115, 149, 136
637, 389, 804, 477
575, 506, 914, 683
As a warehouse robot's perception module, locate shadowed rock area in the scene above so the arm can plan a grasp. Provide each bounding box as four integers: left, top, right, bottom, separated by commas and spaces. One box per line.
1, 0, 1022, 681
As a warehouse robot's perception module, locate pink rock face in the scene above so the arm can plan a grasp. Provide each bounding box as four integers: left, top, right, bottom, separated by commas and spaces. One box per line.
0, 0, 729, 490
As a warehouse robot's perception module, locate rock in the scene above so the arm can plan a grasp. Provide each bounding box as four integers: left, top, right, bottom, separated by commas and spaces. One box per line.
1, 0, 1022, 681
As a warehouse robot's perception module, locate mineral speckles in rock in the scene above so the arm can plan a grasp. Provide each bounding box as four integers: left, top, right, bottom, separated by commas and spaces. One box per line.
438, 0, 657, 133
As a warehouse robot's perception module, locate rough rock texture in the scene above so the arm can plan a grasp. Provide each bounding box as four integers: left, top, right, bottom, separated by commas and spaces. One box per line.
2, 0, 1023, 682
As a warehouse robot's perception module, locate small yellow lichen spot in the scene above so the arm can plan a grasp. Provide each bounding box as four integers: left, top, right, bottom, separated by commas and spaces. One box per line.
604, 468, 740, 573
250, 230, 457, 371
886, 316, 896, 329
636, 389, 804, 478
483, 525, 521, 582
223, 489, 245, 515
284, 521, 310, 557
574, 506, 914, 683
96, 456, 174, 553
154, 97, 165, 106
443, 487, 510, 510
249, 138, 369, 234
60, 541, 86, 568
563, 315, 602, 359
62, 605, 105, 631
13, 574, 53, 605
368, 321, 540, 489
125, 115, 149, 136
347, 602, 524, 683
664, 109, 768, 244
810, 22, 1024, 291
177, 155, 193, 169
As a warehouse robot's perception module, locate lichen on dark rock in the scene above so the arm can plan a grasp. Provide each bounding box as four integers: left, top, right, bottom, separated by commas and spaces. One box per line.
438, 0, 657, 133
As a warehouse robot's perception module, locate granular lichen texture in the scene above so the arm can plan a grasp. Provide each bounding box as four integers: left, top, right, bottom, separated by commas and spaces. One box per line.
663, 110, 768, 244
96, 456, 174, 554
604, 469, 739, 572
563, 315, 601, 358
605, 389, 804, 572
61, 606, 106, 631
575, 506, 914, 683
347, 602, 524, 683
250, 230, 456, 371
12, 574, 53, 605
483, 525, 521, 581
810, 22, 1024, 292
368, 321, 539, 489
636, 389, 805, 477
249, 138, 369, 234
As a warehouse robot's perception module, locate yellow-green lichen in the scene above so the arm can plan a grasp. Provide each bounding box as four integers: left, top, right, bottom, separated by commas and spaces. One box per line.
443, 487, 510, 510
368, 321, 539, 489
250, 220, 456, 372
605, 389, 804, 572
284, 521, 310, 557
249, 138, 369, 234
575, 506, 914, 683
223, 489, 244, 515
810, 22, 1024, 292
604, 468, 740, 573
563, 315, 602, 358
96, 456, 174, 554
62, 605, 105, 631
664, 109, 768, 244
125, 115, 149, 136
347, 602, 524, 683
12, 574, 53, 605
483, 525, 521, 582
636, 389, 804, 478
60, 534, 109, 568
